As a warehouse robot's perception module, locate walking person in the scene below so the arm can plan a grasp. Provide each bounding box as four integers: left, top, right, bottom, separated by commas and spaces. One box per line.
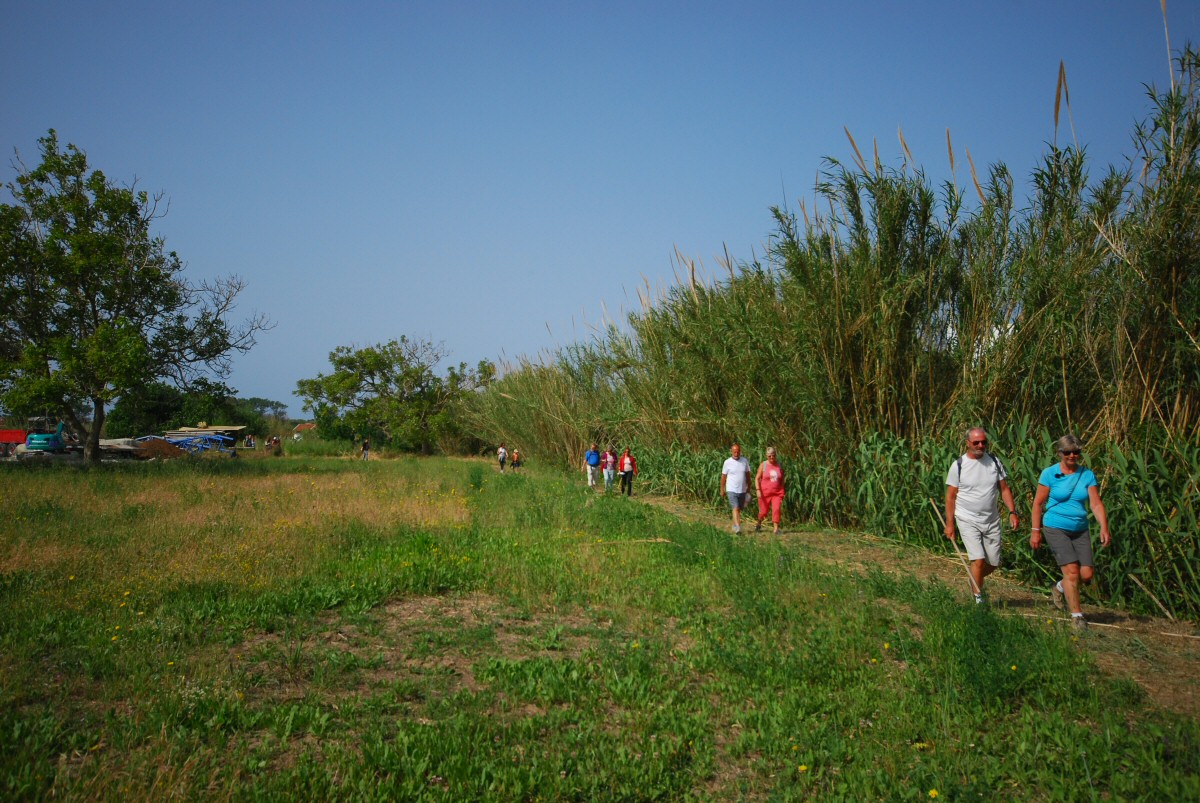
361, 439, 370, 461
511, 447, 522, 472
720, 443, 752, 534
601, 446, 618, 492
1030, 434, 1112, 631
584, 443, 602, 490
755, 447, 786, 534
497, 442, 507, 472
618, 448, 638, 496
944, 427, 1020, 604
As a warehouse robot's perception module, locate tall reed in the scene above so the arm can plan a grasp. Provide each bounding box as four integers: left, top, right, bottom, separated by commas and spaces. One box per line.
468, 47, 1200, 618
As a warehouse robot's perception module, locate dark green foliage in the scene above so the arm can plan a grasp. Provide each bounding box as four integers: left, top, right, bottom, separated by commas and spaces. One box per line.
105, 379, 286, 437
103, 381, 185, 437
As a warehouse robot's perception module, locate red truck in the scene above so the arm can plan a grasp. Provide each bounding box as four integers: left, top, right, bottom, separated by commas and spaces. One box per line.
0, 428, 26, 458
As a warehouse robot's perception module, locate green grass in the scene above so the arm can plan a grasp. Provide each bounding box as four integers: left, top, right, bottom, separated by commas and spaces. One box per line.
1, 456, 1196, 800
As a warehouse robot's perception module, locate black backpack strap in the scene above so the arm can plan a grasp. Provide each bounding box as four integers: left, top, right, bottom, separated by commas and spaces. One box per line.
1046, 469, 1084, 513
956, 453, 1005, 485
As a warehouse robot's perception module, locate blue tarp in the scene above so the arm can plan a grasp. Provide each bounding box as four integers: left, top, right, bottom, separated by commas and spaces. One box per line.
137, 434, 234, 454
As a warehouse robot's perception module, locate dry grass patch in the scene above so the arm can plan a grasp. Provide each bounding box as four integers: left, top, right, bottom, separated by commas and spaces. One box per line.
0, 467, 471, 593
0, 540, 91, 575
169, 473, 470, 532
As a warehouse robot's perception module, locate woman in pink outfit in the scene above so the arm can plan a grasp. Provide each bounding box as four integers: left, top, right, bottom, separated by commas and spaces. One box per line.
755, 447, 785, 534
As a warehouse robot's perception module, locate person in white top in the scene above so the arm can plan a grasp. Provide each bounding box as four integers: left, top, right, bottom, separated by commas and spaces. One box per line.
720, 443, 753, 534
944, 427, 1020, 603
497, 443, 508, 472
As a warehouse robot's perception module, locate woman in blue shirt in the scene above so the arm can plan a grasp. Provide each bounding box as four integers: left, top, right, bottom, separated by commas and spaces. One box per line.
1029, 434, 1113, 630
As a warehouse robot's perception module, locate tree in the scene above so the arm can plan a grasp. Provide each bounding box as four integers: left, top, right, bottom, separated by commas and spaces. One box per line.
103, 381, 185, 438
239, 396, 290, 421
0, 130, 270, 460
296, 336, 494, 454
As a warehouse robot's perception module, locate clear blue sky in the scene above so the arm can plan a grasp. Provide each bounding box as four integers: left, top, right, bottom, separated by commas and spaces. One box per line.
3, 2, 1196, 417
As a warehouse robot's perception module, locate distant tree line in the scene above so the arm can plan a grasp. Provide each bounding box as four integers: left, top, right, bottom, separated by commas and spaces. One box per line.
104, 379, 291, 438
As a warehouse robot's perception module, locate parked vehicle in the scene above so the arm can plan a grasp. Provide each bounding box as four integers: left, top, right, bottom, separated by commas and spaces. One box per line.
0, 428, 26, 457
25, 422, 66, 452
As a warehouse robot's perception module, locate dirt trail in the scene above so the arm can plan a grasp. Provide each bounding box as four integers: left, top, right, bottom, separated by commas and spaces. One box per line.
643, 494, 1200, 718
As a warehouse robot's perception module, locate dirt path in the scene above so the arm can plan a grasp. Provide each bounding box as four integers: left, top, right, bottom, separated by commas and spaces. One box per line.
643, 494, 1200, 718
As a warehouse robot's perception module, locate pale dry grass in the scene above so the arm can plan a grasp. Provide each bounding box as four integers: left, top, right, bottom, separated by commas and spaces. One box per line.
0, 466, 470, 590
0, 540, 92, 575
165, 473, 469, 530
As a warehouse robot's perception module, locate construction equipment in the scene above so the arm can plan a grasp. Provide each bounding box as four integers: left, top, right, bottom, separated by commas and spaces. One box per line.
25, 422, 66, 452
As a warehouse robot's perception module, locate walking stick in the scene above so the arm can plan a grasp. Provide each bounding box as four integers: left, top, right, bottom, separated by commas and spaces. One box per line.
928, 498, 981, 597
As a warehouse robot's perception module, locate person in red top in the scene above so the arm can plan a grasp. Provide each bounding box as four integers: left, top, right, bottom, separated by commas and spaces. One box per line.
755, 447, 786, 534
618, 448, 638, 496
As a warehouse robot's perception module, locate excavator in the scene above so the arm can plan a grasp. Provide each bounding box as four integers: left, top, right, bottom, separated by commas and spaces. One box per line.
25, 422, 67, 452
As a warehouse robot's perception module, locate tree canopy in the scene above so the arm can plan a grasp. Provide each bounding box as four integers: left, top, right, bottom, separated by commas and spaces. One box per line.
296, 337, 494, 454
0, 130, 270, 459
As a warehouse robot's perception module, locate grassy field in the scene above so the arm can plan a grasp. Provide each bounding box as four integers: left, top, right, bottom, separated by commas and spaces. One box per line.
1, 456, 1197, 800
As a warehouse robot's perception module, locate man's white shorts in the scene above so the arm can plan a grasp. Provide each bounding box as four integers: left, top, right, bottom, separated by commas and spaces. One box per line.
956, 516, 1002, 566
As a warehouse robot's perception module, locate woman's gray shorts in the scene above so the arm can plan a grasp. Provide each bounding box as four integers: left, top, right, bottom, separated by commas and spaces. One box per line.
1044, 526, 1094, 567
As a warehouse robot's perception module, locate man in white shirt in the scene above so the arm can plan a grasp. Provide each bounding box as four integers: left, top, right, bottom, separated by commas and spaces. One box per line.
720, 443, 753, 534
944, 427, 1020, 603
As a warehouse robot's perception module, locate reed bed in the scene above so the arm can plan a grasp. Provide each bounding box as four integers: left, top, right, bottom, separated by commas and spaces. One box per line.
469, 47, 1200, 619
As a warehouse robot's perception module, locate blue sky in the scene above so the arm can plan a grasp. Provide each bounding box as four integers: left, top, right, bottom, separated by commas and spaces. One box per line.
3, 2, 1196, 417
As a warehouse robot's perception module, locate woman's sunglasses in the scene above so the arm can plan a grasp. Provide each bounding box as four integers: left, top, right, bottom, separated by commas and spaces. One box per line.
1060, 449, 1081, 456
